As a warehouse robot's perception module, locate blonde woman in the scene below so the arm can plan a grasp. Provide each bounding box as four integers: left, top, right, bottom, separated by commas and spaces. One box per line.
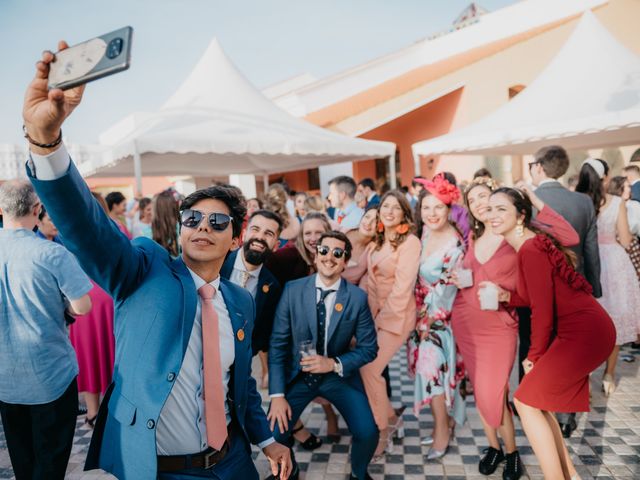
264, 183, 300, 248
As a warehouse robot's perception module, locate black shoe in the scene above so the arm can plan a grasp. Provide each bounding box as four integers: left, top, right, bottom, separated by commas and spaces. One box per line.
503, 450, 524, 480
350, 473, 373, 480
630, 342, 640, 350
560, 418, 577, 438
291, 425, 322, 451
479, 447, 504, 475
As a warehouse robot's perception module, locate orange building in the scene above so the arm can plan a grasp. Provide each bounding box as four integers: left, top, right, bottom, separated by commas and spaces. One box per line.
267, 0, 640, 191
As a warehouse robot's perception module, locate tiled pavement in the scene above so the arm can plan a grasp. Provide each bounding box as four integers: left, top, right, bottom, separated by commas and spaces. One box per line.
2, 344, 640, 479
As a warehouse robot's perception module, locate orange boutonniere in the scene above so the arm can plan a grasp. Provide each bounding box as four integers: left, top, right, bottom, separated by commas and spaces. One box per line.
396, 223, 409, 235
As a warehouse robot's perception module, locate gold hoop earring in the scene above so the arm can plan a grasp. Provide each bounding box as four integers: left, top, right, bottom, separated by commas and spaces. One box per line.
516, 219, 524, 237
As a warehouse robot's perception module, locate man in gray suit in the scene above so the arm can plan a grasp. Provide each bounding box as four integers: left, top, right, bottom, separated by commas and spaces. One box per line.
521, 145, 602, 437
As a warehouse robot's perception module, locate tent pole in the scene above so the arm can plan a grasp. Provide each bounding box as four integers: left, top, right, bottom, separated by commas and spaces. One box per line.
133, 151, 143, 195
388, 155, 397, 190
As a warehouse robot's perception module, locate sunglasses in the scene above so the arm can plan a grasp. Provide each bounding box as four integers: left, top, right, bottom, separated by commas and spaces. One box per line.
316, 245, 346, 259
180, 209, 234, 232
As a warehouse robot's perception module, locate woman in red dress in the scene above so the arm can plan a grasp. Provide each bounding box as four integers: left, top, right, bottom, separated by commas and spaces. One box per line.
487, 187, 615, 480
451, 179, 577, 479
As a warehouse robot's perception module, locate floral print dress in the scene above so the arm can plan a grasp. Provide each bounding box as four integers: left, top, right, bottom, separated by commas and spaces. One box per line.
407, 231, 466, 425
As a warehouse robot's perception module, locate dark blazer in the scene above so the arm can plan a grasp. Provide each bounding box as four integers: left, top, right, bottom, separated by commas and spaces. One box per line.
268, 275, 378, 395
28, 162, 271, 479
631, 181, 640, 203
535, 181, 602, 297
221, 249, 282, 355
366, 194, 380, 208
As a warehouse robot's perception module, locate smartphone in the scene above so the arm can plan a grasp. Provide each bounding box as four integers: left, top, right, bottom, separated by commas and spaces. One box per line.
48, 26, 133, 90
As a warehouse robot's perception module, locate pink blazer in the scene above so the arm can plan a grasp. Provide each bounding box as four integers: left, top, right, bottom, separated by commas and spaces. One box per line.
366, 234, 421, 336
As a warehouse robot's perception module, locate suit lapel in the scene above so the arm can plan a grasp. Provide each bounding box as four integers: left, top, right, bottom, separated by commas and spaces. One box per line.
326, 279, 347, 345
219, 249, 237, 279
219, 280, 244, 337
172, 257, 198, 355
255, 269, 272, 314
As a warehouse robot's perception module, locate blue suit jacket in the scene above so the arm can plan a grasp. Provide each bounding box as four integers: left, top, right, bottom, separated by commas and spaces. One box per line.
631, 181, 640, 203
28, 162, 271, 479
268, 275, 378, 395
220, 249, 282, 354
366, 194, 380, 208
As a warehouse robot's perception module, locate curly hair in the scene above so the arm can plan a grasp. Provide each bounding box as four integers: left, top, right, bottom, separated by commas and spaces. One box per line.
374, 190, 415, 251
264, 183, 290, 228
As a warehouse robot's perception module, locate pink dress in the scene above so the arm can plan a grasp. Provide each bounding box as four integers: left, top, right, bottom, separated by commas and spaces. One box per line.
69, 282, 115, 395
450, 206, 578, 428
597, 196, 640, 344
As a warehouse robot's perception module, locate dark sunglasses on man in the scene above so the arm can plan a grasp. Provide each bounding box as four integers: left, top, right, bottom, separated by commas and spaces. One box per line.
180, 209, 234, 232
316, 244, 346, 259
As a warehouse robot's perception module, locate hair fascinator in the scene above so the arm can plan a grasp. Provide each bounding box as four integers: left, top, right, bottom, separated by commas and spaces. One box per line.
415, 174, 460, 206
465, 176, 498, 193
582, 158, 605, 179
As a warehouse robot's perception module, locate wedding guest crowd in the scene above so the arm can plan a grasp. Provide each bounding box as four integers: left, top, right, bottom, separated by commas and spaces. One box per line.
3, 45, 640, 480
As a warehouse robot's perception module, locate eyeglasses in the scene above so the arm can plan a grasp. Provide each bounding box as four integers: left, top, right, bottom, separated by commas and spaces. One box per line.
316, 245, 346, 259
180, 209, 234, 232
528, 161, 540, 170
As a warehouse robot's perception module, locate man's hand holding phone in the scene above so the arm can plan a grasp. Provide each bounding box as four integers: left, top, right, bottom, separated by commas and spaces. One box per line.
23, 41, 85, 155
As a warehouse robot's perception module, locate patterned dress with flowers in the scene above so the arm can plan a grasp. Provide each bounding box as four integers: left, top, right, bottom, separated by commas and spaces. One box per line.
407, 231, 466, 426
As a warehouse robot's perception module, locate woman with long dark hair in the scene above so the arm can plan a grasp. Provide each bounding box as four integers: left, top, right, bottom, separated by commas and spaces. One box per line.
575, 159, 640, 394
449, 177, 577, 479
486, 187, 615, 480
152, 191, 180, 257
360, 190, 421, 459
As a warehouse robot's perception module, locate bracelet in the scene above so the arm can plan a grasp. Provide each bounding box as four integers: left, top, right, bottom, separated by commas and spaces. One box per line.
23, 125, 62, 149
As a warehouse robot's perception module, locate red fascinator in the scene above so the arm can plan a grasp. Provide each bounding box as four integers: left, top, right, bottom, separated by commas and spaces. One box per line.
415, 174, 460, 206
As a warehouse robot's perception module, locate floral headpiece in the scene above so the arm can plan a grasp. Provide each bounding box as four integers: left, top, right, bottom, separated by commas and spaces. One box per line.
415, 174, 460, 206
465, 176, 498, 194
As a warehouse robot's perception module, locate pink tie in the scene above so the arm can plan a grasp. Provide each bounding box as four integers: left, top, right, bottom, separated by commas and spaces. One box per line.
198, 284, 227, 450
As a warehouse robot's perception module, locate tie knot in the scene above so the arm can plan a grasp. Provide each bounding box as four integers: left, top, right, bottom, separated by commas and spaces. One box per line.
198, 283, 216, 300
318, 288, 335, 302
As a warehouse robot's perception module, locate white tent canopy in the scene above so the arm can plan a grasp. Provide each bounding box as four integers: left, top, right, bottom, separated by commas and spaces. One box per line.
83, 39, 395, 182
412, 11, 640, 159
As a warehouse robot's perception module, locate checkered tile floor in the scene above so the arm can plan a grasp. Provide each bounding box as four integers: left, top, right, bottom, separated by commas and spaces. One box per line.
2, 345, 640, 479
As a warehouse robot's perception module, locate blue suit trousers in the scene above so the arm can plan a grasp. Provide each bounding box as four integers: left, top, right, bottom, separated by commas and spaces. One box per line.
272, 373, 378, 478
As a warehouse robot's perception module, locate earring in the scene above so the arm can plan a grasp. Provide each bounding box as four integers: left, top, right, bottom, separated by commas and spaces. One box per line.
396, 223, 409, 235
516, 219, 524, 237
377, 221, 385, 233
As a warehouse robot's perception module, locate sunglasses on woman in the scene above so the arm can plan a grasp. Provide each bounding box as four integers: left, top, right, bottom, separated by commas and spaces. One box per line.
316, 244, 346, 259
180, 209, 234, 232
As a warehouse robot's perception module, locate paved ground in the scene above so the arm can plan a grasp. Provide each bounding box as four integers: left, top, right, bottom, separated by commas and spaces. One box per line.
2, 344, 640, 479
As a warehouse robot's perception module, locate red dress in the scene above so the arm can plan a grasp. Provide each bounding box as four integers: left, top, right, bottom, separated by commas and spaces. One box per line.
69, 282, 115, 395
451, 206, 578, 427
513, 235, 615, 412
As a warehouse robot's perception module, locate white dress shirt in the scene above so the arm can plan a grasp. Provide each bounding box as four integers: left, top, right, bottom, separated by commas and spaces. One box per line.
315, 276, 341, 355
156, 273, 235, 455
229, 249, 262, 298
28, 144, 274, 453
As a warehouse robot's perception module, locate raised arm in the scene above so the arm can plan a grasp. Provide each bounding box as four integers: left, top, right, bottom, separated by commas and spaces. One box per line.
535, 205, 579, 247
23, 43, 147, 301
616, 198, 633, 249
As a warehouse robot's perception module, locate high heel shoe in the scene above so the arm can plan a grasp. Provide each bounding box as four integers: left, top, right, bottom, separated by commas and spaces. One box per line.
420, 435, 434, 446
372, 428, 393, 461
425, 445, 449, 461
388, 413, 405, 439
602, 373, 616, 396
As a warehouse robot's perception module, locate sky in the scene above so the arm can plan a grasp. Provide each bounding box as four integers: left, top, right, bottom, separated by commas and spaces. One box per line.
1, 0, 518, 145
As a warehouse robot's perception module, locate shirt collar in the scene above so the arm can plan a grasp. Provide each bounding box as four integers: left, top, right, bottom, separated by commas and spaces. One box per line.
233, 248, 263, 278
315, 274, 341, 292
632, 179, 640, 186
186, 267, 221, 293
367, 192, 375, 201
340, 202, 355, 216
536, 179, 560, 188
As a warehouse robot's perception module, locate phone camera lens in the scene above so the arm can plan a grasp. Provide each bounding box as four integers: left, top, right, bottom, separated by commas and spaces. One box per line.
106, 38, 123, 59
